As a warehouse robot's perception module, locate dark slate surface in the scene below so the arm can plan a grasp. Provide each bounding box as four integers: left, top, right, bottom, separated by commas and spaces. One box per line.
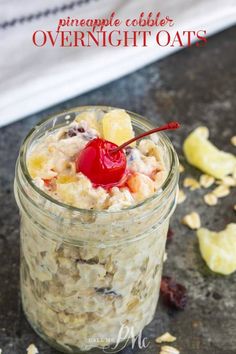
0, 26, 236, 354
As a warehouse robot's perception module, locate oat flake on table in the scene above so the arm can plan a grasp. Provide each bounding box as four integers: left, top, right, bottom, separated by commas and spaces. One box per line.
160, 345, 180, 354
181, 212, 201, 230
27, 344, 39, 354
230, 136, 236, 146
183, 177, 200, 190
213, 185, 230, 198
204, 193, 218, 206
155, 332, 176, 343
200, 174, 215, 188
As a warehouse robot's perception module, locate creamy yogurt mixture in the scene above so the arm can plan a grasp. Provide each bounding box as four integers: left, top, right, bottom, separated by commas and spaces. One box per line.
18, 109, 175, 352
27, 109, 166, 210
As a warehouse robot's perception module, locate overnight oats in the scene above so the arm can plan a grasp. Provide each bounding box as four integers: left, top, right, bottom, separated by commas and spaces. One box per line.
14, 107, 179, 353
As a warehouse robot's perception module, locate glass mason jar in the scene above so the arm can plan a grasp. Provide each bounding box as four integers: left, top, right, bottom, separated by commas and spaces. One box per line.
14, 106, 179, 353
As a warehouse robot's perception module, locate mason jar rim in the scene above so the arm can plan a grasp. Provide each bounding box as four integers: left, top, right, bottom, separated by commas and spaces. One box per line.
19, 105, 179, 215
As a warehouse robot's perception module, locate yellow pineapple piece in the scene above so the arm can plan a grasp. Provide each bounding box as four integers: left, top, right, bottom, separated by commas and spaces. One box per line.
197, 224, 236, 275
75, 111, 101, 132
57, 175, 77, 184
27, 154, 48, 178
183, 126, 236, 179
102, 109, 135, 146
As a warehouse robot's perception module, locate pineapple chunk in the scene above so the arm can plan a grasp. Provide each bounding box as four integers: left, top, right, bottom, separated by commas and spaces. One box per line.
57, 175, 77, 184
183, 126, 236, 179
27, 154, 48, 178
75, 111, 101, 132
197, 224, 236, 275
102, 109, 135, 146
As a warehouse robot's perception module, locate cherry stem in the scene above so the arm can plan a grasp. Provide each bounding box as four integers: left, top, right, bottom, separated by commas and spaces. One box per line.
111, 121, 181, 153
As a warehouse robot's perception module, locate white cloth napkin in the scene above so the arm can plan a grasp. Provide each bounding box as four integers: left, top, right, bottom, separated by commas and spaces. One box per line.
0, 0, 235, 127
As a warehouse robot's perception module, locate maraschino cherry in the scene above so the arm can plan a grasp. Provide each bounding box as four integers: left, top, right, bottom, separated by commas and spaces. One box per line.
76, 121, 180, 187
75, 138, 126, 187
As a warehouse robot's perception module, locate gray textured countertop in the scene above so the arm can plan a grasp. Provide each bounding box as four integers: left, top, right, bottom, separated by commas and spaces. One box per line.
0, 26, 236, 354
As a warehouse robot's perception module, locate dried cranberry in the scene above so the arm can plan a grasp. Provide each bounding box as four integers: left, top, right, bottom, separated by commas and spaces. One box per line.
160, 276, 187, 310
67, 126, 85, 137
167, 228, 174, 241
125, 146, 132, 156
67, 129, 76, 137
77, 127, 85, 133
